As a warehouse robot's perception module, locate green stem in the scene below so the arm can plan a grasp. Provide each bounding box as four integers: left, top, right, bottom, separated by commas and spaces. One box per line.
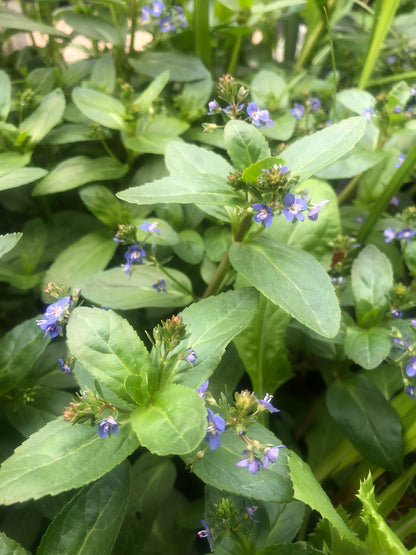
129, 0, 138, 56
322, 4, 337, 120
337, 173, 362, 205
201, 214, 252, 299
194, 0, 211, 68
357, 141, 416, 244
227, 30, 242, 75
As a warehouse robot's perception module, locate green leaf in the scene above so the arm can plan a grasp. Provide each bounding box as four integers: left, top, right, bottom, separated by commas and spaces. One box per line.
80, 266, 193, 310
0, 70, 11, 120
114, 454, 176, 553
0, 233, 22, 259
132, 70, 170, 112
42, 230, 116, 291
33, 156, 128, 195
351, 245, 393, 327
0, 167, 47, 192
18, 218, 47, 274
203, 226, 232, 262
337, 89, 376, 115
326, 374, 403, 472
316, 149, 385, 179
117, 175, 240, 207
19, 89, 65, 144
129, 52, 210, 82
42, 123, 93, 145
251, 70, 289, 110
288, 451, 362, 545
0, 153, 31, 178
72, 88, 127, 131
193, 423, 292, 502
130, 384, 206, 455
224, 120, 271, 171
79, 185, 129, 227
166, 141, 233, 178
233, 295, 293, 395
164, 288, 259, 389
0, 317, 49, 396
59, 10, 125, 45
172, 230, 204, 264
0, 531, 29, 555
89, 52, 116, 94
229, 236, 340, 338
357, 474, 407, 554
266, 178, 341, 266
282, 117, 366, 183
0, 6, 67, 36
124, 118, 189, 155
67, 307, 156, 404
37, 462, 131, 555
0, 417, 139, 505
345, 326, 391, 370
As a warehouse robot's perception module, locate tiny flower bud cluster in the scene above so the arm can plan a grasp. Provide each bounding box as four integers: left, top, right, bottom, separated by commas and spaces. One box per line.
63, 389, 120, 438
153, 314, 186, 350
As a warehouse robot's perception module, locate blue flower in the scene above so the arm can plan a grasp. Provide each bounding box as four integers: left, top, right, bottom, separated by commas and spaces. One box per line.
139, 221, 162, 233
97, 417, 119, 438
394, 105, 402, 113
198, 520, 213, 549
258, 393, 279, 413
394, 153, 405, 168
58, 358, 72, 375
406, 356, 416, 377
406, 385, 416, 399
283, 193, 308, 222
393, 336, 411, 351
391, 309, 402, 319
252, 203, 273, 227
152, 279, 167, 293
151, 0, 164, 16
263, 445, 284, 468
159, 15, 175, 32
197, 380, 209, 399
247, 102, 274, 128
174, 5, 187, 27
291, 104, 304, 120
386, 54, 397, 65
141, 5, 151, 23
397, 228, 415, 241
362, 107, 373, 121
205, 408, 225, 450
123, 244, 146, 275
207, 100, 221, 115
185, 348, 196, 364
310, 97, 321, 113
243, 502, 260, 523
236, 452, 262, 474
307, 199, 329, 222
383, 227, 396, 242
37, 296, 73, 338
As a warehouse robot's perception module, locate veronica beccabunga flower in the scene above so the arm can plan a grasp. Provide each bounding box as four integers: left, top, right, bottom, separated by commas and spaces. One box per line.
123, 244, 146, 275
37, 296, 73, 338
283, 193, 308, 222
247, 102, 274, 129
252, 203, 273, 227
97, 416, 119, 438
152, 279, 167, 293
406, 356, 416, 377
205, 408, 225, 450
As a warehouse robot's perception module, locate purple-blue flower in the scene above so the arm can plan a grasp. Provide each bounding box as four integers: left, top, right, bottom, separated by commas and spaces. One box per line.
159, 15, 175, 32
37, 296, 73, 338
391, 309, 402, 319
185, 348, 196, 364
152, 279, 167, 293
258, 393, 279, 413
406, 356, 416, 377
123, 244, 146, 275
174, 5, 187, 27
386, 54, 397, 66
151, 0, 164, 16
97, 417, 119, 438
383, 227, 396, 242
244, 502, 260, 523
283, 193, 308, 222
198, 520, 213, 549
247, 102, 274, 128
397, 228, 415, 241
362, 107, 373, 121
394, 105, 402, 113
406, 385, 416, 399
236, 452, 262, 474
141, 5, 151, 23
262, 445, 284, 468
252, 203, 273, 227
207, 100, 221, 115
58, 358, 72, 375
139, 221, 162, 233
291, 103, 304, 120
205, 408, 225, 450
394, 154, 405, 168
310, 98, 321, 113
393, 336, 411, 351
197, 380, 209, 399
308, 199, 329, 222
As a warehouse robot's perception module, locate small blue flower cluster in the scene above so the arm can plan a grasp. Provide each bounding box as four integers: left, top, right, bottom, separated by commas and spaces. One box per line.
37, 296, 73, 338
208, 100, 274, 129
392, 322, 416, 398
290, 97, 321, 121
383, 226, 415, 243
252, 194, 329, 228
394, 153, 406, 168
141, 2, 187, 33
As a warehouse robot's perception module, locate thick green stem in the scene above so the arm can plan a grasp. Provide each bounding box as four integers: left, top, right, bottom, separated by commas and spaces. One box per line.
337, 173, 362, 205
357, 141, 416, 244
227, 30, 242, 75
129, 0, 138, 56
194, 0, 211, 68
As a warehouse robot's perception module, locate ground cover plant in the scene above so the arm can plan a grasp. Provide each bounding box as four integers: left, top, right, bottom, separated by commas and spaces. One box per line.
0, 0, 416, 553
